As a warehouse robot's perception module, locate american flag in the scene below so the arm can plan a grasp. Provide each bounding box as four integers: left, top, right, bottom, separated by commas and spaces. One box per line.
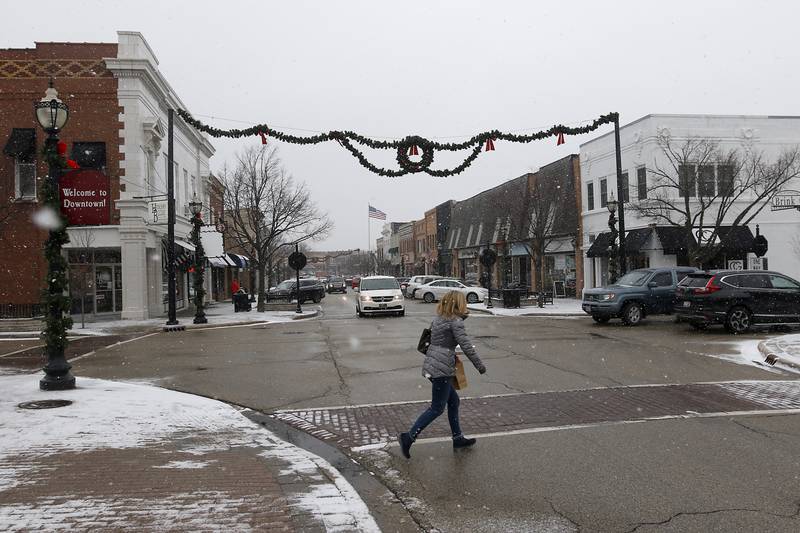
368, 205, 387, 220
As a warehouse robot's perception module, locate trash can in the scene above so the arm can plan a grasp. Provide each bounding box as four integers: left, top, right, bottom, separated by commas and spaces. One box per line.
502, 288, 521, 309
233, 292, 251, 312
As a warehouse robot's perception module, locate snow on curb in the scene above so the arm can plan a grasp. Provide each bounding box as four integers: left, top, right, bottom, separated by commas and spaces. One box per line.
0, 374, 379, 531
758, 333, 800, 371
468, 300, 585, 317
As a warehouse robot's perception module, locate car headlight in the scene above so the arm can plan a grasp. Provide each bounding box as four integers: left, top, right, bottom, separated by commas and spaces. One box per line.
394, 294, 403, 301
597, 293, 616, 301
360, 295, 370, 302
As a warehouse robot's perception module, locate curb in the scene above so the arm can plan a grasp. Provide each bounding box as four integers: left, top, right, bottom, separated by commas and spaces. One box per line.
468, 306, 586, 318
757, 339, 800, 371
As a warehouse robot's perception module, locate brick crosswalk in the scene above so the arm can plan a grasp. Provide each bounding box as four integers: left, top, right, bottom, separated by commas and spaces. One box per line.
274, 380, 800, 449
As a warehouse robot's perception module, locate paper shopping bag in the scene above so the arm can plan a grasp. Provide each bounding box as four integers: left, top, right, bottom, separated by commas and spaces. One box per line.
453, 355, 468, 390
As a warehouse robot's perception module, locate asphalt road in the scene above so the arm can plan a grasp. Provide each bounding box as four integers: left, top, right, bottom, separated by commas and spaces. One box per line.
68, 293, 800, 532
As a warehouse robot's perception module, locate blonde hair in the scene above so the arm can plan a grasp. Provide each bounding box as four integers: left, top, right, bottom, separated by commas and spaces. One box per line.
436, 290, 468, 319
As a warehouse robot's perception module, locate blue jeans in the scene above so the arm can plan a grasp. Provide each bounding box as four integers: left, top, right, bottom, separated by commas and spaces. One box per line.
409, 377, 462, 440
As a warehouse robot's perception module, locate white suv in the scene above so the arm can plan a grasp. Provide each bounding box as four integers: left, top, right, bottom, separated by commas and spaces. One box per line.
357, 276, 405, 317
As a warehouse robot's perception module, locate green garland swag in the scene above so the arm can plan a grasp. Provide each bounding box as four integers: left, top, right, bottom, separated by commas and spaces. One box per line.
177, 109, 619, 177
191, 215, 206, 308
41, 141, 73, 351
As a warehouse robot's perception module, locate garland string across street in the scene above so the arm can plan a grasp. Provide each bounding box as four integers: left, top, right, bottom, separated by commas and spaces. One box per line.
177, 109, 619, 177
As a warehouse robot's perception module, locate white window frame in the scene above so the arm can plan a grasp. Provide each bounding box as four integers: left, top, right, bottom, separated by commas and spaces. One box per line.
14, 159, 37, 200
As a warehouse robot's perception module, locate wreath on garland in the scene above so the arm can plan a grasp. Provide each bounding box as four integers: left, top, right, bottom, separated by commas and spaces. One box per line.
177, 109, 618, 178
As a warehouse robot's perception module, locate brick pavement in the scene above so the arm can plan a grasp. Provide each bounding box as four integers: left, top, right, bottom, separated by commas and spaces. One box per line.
0, 375, 380, 532
274, 380, 800, 449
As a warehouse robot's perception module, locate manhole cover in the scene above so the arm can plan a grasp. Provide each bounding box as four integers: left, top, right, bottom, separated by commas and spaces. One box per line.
18, 399, 73, 410
196, 366, 209, 371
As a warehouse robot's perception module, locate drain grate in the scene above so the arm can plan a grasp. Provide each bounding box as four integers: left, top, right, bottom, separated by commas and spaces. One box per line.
18, 399, 73, 410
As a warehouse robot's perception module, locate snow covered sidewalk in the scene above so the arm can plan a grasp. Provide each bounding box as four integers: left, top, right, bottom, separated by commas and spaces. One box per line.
758, 333, 800, 370
468, 299, 585, 317
1, 302, 319, 339
0, 375, 379, 532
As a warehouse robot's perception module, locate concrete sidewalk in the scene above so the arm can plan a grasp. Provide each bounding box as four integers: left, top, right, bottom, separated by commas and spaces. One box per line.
0, 374, 380, 532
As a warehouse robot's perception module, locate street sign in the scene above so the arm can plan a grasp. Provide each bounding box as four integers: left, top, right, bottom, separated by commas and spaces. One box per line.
288, 251, 307, 271
771, 190, 800, 211
727, 260, 744, 270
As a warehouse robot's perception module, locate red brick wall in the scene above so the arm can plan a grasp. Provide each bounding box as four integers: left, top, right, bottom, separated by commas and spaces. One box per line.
0, 42, 119, 306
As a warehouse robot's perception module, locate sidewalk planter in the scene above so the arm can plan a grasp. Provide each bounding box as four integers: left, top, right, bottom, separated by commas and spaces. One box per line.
502, 288, 522, 308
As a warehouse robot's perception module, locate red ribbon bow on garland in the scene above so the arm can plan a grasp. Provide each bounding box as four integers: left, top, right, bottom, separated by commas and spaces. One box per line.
258, 130, 268, 145
408, 144, 419, 156
485, 138, 495, 152
556, 132, 565, 146
56, 141, 80, 169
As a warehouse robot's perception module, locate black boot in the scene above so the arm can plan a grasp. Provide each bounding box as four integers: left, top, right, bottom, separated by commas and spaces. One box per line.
398, 432, 413, 458
453, 435, 476, 449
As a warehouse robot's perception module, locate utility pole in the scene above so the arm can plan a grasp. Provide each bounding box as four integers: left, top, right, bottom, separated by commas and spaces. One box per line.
613, 113, 627, 275
165, 108, 179, 327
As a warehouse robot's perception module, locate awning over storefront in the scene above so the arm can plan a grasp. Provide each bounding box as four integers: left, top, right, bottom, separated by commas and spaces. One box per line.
510, 243, 530, 256
3, 128, 36, 161
207, 256, 234, 268
225, 253, 250, 268
716, 226, 755, 255
654, 227, 690, 254
585, 233, 613, 258
623, 228, 653, 255
175, 239, 196, 252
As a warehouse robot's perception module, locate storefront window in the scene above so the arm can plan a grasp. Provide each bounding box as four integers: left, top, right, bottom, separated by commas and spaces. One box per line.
67, 248, 123, 315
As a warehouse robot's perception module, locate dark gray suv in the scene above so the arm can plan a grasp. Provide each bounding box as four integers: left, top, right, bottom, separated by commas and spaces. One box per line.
582, 267, 698, 325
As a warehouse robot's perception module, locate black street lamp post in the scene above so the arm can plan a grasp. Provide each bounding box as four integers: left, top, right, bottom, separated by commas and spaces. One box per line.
607, 197, 620, 284
189, 196, 207, 324
34, 80, 75, 391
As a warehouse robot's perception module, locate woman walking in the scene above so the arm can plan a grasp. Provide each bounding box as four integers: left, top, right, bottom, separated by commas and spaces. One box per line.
399, 290, 486, 458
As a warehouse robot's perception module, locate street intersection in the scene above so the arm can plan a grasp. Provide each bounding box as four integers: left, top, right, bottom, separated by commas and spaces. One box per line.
53, 293, 800, 531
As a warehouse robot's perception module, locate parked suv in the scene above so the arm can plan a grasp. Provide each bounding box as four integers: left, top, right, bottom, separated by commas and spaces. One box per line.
268, 278, 326, 303
327, 276, 347, 294
675, 270, 800, 333
582, 267, 698, 325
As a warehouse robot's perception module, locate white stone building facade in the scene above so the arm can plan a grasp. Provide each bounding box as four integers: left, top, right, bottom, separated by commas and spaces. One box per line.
580, 114, 800, 290
64, 32, 216, 320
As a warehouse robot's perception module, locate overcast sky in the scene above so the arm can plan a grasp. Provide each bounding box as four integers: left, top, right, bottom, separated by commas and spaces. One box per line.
4, 1, 799, 250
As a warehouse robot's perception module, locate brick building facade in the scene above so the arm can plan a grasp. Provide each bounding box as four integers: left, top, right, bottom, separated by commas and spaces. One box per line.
0, 32, 217, 320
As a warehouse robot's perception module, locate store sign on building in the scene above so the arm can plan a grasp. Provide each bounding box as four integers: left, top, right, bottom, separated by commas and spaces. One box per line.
149, 199, 168, 225
59, 170, 110, 225
771, 190, 800, 211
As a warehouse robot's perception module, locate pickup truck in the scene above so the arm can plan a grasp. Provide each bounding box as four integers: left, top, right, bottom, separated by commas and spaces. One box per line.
582, 267, 698, 326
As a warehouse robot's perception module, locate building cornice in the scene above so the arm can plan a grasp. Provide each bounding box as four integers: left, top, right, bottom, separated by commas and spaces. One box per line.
105, 57, 215, 158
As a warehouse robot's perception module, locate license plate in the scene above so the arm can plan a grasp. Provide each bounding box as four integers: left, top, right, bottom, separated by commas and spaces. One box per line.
683, 300, 691, 307
379, 303, 387, 309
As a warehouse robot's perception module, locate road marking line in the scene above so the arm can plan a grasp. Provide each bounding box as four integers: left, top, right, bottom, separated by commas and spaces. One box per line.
367, 408, 800, 451
69, 332, 161, 363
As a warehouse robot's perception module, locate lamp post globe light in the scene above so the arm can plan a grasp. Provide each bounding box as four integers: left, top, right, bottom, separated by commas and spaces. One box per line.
188, 196, 208, 324
35, 80, 75, 391
606, 196, 619, 284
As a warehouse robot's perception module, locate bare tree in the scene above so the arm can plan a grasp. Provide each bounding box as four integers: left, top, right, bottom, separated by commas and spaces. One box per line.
523, 174, 561, 296
630, 133, 800, 267
70, 229, 95, 329
223, 146, 332, 311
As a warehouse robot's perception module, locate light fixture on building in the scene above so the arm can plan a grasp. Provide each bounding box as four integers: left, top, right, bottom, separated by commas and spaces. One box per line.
188, 197, 203, 218
606, 197, 619, 214
34, 80, 69, 133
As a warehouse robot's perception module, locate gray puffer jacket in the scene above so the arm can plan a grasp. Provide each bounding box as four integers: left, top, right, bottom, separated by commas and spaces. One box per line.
422, 315, 485, 378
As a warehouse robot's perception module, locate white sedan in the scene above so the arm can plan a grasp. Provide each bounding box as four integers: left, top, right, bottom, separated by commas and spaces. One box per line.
415, 279, 488, 304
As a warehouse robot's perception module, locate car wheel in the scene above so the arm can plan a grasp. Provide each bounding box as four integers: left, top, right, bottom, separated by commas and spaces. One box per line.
423, 292, 435, 303
299, 298, 306, 305
725, 306, 751, 334
592, 315, 610, 324
399, 310, 405, 317
312, 296, 321, 303
466, 292, 479, 304
356, 306, 364, 318
621, 302, 643, 326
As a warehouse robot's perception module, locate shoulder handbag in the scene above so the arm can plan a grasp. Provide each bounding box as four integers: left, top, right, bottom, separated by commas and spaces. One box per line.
417, 326, 432, 355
